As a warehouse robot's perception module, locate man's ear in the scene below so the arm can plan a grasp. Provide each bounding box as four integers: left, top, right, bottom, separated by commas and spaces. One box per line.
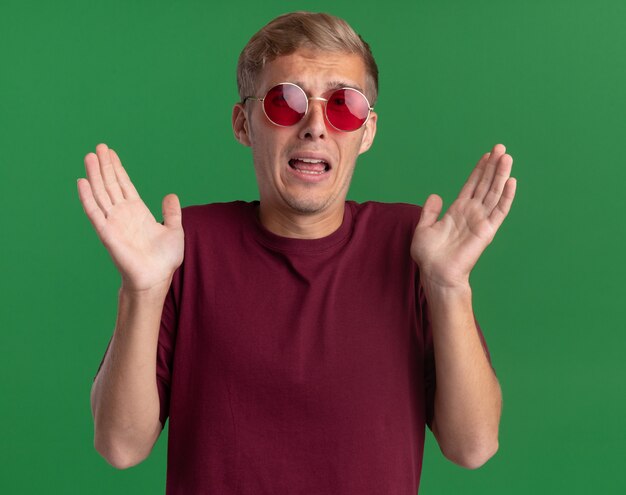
358, 111, 377, 155
232, 103, 252, 147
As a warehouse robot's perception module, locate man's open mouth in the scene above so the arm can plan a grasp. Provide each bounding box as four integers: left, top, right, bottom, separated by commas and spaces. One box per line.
288, 157, 331, 175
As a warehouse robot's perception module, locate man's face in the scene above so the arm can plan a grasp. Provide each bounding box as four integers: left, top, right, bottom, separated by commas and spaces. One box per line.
233, 48, 377, 220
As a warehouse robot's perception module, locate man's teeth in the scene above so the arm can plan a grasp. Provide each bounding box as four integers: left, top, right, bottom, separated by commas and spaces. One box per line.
289, 157, 330, 174
297, 158, 325, 164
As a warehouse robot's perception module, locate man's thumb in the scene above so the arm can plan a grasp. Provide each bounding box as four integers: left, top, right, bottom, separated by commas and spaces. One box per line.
417, 194, 443, 228
162, 193, 182, 229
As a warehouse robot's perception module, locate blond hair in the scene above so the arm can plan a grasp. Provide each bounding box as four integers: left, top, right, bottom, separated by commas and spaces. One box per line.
237, 12, 379, 105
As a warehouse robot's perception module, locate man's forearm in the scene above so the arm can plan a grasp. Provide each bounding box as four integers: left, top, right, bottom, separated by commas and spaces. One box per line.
91, 282, 169, 469
425, 283, 502, 469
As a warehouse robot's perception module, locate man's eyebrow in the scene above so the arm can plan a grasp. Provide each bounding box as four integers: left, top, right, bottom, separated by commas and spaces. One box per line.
325, 80, 365, 93
290, 80, 365, 94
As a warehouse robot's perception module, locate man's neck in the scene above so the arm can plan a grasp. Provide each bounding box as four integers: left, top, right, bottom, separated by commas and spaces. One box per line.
258, 202, 345, 239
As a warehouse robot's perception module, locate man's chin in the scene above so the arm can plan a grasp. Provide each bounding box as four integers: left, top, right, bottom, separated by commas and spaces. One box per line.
283, 195, 334, 215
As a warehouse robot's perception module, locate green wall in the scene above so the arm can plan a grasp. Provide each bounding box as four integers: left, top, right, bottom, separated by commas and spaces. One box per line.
1, 0, 624, 493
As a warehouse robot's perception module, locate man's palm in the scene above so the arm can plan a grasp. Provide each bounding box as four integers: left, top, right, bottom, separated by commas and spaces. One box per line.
411, 144, 517, 289
77, 144, 184, 291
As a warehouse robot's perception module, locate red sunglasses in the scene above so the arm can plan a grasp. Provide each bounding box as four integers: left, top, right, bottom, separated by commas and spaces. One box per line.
243, 82, 373, 132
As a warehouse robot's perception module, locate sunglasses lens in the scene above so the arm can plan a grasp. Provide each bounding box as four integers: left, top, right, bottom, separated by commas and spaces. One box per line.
263, 84, 307, 126
326, 89, 370, 131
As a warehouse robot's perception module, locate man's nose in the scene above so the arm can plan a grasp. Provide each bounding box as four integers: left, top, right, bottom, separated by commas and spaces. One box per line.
298, 98, 327, 140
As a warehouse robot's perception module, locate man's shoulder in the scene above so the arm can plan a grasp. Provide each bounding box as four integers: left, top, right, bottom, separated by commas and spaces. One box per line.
349, 200, 423, 228
180, 201, 256, 229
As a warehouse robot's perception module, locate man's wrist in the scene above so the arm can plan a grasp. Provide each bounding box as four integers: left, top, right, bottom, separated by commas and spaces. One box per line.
119, 278, 172, 302
420, 278, 473, 308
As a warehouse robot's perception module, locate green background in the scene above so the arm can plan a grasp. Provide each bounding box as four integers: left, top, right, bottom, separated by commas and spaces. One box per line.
1, 0, 624, 493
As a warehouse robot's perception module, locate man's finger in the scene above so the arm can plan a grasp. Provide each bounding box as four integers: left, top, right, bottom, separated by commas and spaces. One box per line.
489, 177, 517, 228
458, 152, 490, 200
109, 148, 140, 200
84, 151, 113, 214
482, 154, 513, 211
417, 194, 443, 228
473, 144, 506, 202
95, 144, 124, 204
77, 178, 106, 234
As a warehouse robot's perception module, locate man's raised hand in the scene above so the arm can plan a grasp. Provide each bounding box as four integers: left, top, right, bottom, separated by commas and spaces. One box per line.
411, 144, 517, 292
77, 144, 184, 292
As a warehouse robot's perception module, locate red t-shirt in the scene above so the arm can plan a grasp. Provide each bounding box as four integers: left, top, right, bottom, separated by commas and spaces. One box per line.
156, 200, 488, 494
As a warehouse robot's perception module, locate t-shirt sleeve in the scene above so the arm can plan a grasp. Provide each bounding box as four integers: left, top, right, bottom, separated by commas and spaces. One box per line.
418, 282, 494, 431
418, 283, 436, 430
156, 275, 179, 429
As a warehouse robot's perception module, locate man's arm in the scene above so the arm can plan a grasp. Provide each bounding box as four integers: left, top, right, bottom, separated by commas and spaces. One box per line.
427, 285, 502, 468
411, 144, 516, 468
90, 284, 169, 469
78, 144, 184, 468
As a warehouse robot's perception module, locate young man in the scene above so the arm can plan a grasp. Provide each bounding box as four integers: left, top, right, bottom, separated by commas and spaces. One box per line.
79, 12, 516, 494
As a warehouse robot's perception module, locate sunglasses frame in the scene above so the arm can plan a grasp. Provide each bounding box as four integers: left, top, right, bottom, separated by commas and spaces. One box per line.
243, 82, 374, 132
